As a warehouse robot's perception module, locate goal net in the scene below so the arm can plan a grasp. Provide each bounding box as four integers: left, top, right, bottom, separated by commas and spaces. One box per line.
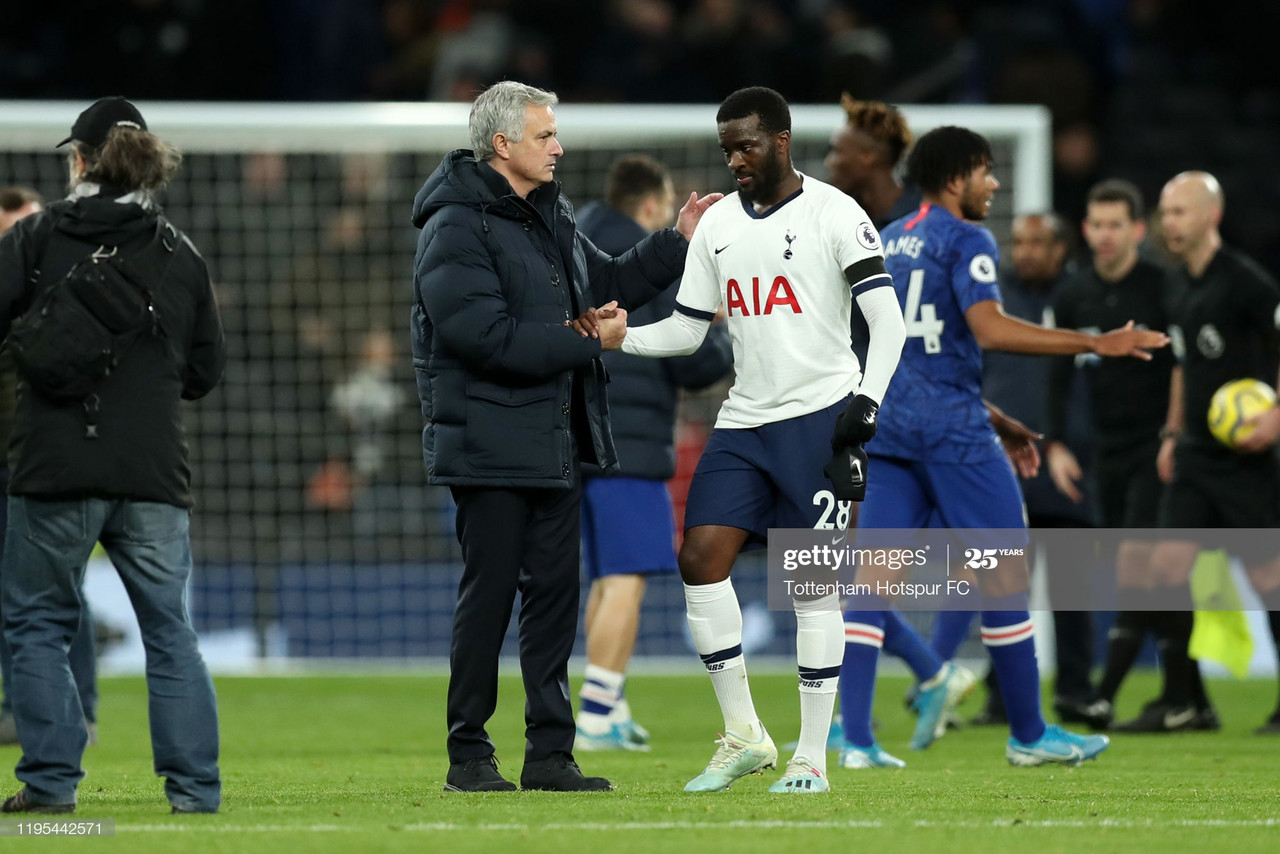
0, 101, 1049, 660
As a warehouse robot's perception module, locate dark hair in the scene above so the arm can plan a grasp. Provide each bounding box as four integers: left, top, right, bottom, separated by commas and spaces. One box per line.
604, 154, 671, 217
840, 94, 913, 167
905, 126, 993, 195
1086, 178, 1145, 221
73, 126, 182, 193
0, 186, 43, 212
716, 86, 791, 135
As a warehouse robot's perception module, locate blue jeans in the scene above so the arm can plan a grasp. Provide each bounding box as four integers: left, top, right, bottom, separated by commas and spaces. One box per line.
0, 497, 220, 810
0, 469, 98, 724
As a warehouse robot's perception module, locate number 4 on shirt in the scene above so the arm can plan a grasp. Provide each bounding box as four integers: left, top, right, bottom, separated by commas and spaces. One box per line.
903, 269, 944, 353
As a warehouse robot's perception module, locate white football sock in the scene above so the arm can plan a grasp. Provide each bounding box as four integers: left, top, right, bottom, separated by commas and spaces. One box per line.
793, 595, 843, 774
685, 579, 763, 741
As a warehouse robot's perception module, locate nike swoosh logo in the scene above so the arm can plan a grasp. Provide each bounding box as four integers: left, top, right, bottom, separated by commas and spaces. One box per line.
1164, 708, 1196, 729
1021, 744, 1084, 761
831, 532, 847, 546
714, 245, 731, 254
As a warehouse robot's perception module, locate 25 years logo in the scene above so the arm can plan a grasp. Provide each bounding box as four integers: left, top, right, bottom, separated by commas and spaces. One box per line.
962, 547, 1025, 570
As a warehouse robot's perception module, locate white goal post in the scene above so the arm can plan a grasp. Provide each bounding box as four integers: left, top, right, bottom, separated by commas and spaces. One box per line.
0, 101, 1051, 212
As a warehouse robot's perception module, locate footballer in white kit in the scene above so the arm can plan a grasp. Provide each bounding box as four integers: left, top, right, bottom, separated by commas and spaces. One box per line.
656, 171, 892, 429
613, 87, 906, 795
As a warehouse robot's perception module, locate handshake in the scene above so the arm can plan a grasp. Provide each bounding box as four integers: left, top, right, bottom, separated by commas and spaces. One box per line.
824, 394, 879, 503
566, 300, 629, 350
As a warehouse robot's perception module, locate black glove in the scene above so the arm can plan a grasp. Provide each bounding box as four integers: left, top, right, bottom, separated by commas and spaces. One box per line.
831, 394, 879, 450
824, 443, 869, 502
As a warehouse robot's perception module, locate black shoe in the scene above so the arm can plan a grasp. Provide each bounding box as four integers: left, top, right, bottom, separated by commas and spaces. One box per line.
1054, 696, 1114, 731
445, 756, 517, 792
0, 790, 75, 814
172, 805, 219, 814
969, 706, 1007, 727
1112, 702, 1197, 733
1194, 706, 1222, 732
520, 754, 612, 792
1252, 713, 1280, 735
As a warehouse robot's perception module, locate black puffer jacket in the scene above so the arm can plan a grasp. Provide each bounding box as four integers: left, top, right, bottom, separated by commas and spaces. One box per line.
0, 187, 225, 507
410, 150, 688, 487
576, 202, 732, 480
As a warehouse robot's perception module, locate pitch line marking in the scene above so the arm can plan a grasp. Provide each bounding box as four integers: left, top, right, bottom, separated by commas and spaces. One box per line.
111, 818, 1280, 833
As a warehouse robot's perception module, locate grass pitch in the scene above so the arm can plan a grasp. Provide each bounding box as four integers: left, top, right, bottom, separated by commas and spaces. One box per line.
3, 671, 1278, 853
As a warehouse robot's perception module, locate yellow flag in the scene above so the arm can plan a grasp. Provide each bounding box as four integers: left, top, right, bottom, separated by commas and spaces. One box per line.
1188, 549, 1252, 679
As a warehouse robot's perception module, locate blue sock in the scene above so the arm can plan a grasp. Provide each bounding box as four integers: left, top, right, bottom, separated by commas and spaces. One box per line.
882, 611, 943, 682
980, 599, 1045, 744
838, 610, 885, 748
930, 610, 975, 660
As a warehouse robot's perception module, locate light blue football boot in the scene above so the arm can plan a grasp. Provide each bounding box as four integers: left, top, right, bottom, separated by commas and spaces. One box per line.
767, 757, 830, 793
837, 742, 906, 769
575, 721, 650, 752
910, 662, 975, 750
1006, 724, 1110, 766
684, 727, 778, 792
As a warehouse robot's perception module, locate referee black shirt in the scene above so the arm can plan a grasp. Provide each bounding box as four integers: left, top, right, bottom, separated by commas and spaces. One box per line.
1169, 246, 1280, 451
1047, 257, 1178, 454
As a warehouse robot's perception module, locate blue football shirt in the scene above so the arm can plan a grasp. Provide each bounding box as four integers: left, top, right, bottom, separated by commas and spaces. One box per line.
871, 204, 1005, 464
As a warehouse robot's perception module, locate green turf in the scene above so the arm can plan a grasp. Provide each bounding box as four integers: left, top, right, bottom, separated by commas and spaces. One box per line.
2, 671, 1278, 853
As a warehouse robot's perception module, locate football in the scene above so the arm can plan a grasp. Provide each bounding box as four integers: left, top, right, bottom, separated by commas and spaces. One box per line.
1207, 378, 1277, 448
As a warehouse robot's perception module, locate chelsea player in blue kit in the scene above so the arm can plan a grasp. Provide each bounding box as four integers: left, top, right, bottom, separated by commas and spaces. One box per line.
838, 126, 1167, 767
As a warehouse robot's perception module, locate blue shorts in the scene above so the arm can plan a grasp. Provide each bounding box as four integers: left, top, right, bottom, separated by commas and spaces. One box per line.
581, 477, 678, 578
859, 454, 1028, 537
684, 398, 853, 547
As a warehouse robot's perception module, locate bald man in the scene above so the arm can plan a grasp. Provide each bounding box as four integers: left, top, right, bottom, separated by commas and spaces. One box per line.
1143, 171, 1280, 735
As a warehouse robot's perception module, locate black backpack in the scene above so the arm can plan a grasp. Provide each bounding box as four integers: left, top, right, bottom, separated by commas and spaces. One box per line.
10, 218, 178, 409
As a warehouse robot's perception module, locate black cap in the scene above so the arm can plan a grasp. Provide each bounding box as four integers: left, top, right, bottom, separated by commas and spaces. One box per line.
57, 97, 147, 149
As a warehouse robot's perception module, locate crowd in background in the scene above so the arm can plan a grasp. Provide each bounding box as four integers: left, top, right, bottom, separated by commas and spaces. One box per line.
2, 1, 1278, 277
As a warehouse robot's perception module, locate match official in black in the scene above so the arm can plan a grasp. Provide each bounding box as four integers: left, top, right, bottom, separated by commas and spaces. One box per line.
0, 97, 225, 814
1046, 180, 1181, 731
1150, 171, 1280, 734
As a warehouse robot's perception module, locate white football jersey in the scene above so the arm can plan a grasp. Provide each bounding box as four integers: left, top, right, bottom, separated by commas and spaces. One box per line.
675, 174, 888, 428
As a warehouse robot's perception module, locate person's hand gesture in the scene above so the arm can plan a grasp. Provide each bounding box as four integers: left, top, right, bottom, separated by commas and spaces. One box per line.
990, 407, 1042, 478
1093, 320, 1169, 360
598, 305, 629, 350
676, 191, 724, 241
567, 301, 621, 339
1045, 442, 1082, 502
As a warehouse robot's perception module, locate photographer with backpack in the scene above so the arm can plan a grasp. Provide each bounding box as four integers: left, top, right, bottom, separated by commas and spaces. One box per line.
0, 97, 225, 814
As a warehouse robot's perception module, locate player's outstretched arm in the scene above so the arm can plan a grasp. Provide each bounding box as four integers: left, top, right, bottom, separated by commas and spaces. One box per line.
619, 310, 709, 356
1091, 320, 1171, 359
965, 301, 1169, 358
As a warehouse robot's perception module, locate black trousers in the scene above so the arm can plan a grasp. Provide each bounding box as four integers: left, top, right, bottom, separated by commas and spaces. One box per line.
1032, 514, 1095, 701
446, 482, 582, 764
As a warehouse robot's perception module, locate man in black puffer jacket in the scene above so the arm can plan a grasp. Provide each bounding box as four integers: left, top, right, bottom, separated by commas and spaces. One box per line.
412, 81, 721, 793
572, 155, 732, 753
0, 97, 224, 815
